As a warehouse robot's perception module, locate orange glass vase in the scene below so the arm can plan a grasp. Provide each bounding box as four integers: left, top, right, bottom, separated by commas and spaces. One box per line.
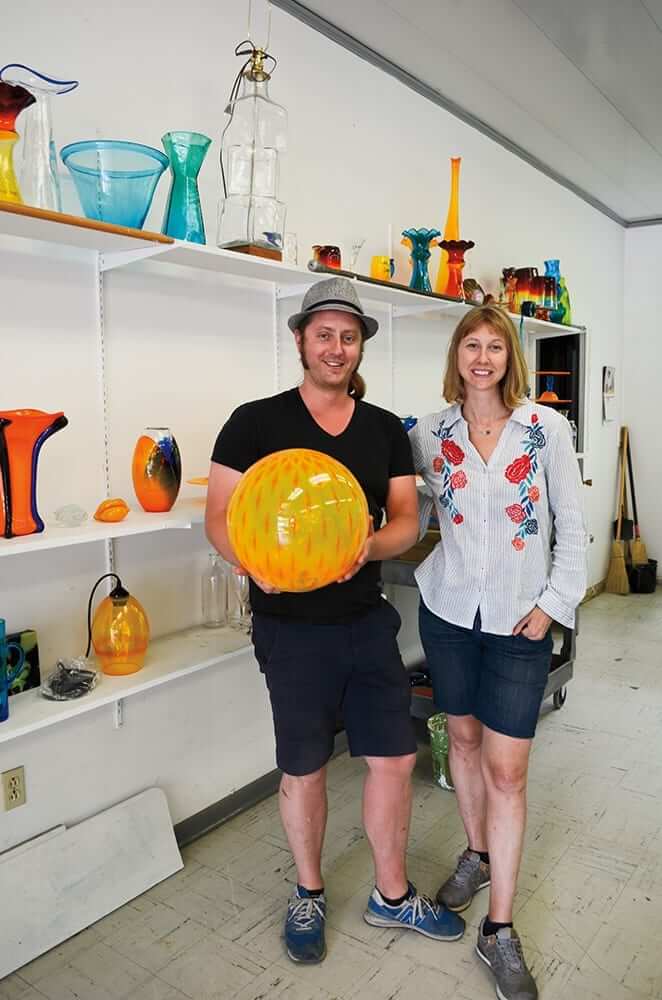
0, 409, 68, 538
0, 82, 35, 204
435, 157, 461, 295
132, 427, 181, 512
438, 239, 475, 299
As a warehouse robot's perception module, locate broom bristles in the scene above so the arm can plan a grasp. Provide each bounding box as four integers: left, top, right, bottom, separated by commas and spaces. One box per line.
630, 538, 648, 566
606, 540, 630, 595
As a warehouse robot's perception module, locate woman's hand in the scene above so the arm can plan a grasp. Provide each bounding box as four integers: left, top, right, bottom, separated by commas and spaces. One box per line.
513, 606, 552, 641
336, 518, 375, 583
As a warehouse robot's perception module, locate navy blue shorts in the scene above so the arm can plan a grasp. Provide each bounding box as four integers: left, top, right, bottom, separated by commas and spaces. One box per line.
418, 601, 553, 740
252, 599, 417, 776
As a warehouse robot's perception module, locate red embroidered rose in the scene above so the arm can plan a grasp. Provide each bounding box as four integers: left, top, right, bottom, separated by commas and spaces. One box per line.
450, 471, 468, 489
453, 513, 464, 525
441, 439, 465, 466
512, 537, 525, 551
505, 454, 531, 484
432, 456, 443, 474
506, 503, 525, 524
528, 485, 540, 502
531, 414, 539, 425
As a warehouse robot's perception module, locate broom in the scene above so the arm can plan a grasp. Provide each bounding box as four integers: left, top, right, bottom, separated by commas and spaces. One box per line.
606, 426, 630, 595
626, 434, 648, 566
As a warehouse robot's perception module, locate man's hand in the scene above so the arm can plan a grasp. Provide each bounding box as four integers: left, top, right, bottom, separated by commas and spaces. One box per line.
233, 564, 281, 595
513, 606, 552, 641
336, 518, 375, 583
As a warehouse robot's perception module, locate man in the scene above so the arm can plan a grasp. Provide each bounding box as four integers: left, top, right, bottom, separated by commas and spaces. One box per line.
205, 277, 464, 963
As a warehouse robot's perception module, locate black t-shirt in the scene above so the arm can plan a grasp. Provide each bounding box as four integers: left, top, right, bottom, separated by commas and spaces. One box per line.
211, 388, 415, 621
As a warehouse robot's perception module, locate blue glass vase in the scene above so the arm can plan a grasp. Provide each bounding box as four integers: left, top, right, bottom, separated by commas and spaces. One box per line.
161, 131, 211, 244
402, 227, 441, 292
60, 140, 168, 229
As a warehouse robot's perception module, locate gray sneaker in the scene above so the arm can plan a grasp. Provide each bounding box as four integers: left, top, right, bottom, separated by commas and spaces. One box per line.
436, 850, 490, 912
476, 918, 538, 1000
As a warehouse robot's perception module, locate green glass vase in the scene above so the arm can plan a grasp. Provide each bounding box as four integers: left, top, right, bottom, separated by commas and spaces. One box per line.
161, 131, 211, 244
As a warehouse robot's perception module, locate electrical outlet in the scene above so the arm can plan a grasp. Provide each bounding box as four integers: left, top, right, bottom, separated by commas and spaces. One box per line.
2, 766, 26, 811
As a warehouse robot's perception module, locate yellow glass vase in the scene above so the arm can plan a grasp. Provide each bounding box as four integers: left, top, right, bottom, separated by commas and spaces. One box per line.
0, 130, 22, 203
435, 157, 461, 295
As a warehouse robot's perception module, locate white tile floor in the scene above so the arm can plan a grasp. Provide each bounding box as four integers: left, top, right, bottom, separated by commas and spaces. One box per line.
3, 590, 662, 1000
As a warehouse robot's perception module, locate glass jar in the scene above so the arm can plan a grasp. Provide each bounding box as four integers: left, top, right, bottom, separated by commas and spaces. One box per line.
427, 712, 454, 791
218, 49, 287, 252
202, 553, 228, 628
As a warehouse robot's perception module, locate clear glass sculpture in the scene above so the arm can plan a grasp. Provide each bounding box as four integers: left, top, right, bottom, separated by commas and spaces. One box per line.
0, 64, 78, 211
161, 130, 211, 244
218, 47, 287, 254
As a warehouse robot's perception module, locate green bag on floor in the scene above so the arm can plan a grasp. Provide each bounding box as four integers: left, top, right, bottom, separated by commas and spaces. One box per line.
427, 713, 454, 791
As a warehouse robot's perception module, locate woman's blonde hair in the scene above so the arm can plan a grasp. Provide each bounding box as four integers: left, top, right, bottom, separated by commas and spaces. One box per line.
443, 304, 529, 409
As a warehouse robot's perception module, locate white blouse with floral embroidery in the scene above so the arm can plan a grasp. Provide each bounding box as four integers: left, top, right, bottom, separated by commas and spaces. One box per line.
409, 401, 587, 635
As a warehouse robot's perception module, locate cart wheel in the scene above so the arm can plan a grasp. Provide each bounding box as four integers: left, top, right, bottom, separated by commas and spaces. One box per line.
553, 687, 567, 710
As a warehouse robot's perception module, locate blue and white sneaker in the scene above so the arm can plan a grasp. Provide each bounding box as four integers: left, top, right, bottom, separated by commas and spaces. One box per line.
285, 885, 327, 963
364, 883, 465, 941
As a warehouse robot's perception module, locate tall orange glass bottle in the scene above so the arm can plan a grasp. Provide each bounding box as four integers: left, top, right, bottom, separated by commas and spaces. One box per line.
435, 157, 461, 295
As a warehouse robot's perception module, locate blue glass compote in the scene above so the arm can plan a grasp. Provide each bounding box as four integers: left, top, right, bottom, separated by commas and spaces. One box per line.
402, 227, 441, 292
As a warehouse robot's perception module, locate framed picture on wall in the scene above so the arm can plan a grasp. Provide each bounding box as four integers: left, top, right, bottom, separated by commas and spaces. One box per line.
603, 365, 616, 422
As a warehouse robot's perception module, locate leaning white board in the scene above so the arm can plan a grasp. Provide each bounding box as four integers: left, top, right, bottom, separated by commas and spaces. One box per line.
0, 787, 183, 978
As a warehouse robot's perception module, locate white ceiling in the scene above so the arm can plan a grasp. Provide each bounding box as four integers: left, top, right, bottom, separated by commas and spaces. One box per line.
275, 0, 662, 225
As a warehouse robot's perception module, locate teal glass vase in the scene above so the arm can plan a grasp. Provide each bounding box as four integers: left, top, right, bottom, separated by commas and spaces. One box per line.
161, 131, 211, 244
402, 227, 441, 292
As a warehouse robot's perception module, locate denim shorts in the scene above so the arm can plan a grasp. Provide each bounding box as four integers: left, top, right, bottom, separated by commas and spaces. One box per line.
418, 600, 553, 740
252, 599, 417, 776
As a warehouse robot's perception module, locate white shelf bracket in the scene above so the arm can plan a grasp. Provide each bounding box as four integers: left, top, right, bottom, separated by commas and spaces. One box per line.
100, 244, 174, 272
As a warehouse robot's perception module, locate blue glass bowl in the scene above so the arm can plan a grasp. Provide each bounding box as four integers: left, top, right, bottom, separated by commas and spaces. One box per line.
60, 140, 169, 230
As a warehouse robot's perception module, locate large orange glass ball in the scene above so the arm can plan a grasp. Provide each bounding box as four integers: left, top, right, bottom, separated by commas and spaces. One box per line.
227, 448, 370, 592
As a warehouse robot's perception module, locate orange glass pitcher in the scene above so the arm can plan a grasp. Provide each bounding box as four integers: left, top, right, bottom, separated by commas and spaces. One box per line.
0, 409, 68, 538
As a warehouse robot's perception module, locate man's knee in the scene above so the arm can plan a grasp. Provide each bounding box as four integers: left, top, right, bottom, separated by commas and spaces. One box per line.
364, 753, 417, 779
280, 766, 327, 795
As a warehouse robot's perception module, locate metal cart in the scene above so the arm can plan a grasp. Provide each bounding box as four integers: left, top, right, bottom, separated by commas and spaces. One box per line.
382, 558, 576, 722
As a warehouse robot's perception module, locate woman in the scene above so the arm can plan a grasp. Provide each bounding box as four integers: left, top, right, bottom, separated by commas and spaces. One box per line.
409, 304, 586, 1000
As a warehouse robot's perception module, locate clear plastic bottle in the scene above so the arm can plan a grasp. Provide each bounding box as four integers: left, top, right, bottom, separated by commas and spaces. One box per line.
201, 553, 228, 628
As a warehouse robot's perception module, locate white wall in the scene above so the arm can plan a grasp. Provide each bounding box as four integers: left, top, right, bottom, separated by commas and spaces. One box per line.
624, 227, 661, 572
1, 0, 624, 851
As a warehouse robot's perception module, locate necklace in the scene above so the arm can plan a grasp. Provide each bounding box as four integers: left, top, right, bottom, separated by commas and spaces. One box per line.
466, 412, 511, 437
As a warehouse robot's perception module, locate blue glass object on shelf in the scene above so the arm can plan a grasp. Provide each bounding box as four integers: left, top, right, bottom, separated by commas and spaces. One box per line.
545, 259, 573, 324
161, 131, 210, 244
60, 140, 168, 229
401, 415, 418, 432
1, 618, 25, 723
402, 227, 441, 292
0, 64, 78, 211
262, 231, 282, 248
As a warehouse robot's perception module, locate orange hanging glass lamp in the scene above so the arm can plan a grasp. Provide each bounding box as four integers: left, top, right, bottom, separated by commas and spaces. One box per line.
87, 573, 150, 676
435, 157, 461, 295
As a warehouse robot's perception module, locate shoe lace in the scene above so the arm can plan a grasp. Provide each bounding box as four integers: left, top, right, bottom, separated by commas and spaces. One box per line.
398, 892, 438, 925
497, 933, 526, 973
449, 853, 478, 885
288, 896, 325, 932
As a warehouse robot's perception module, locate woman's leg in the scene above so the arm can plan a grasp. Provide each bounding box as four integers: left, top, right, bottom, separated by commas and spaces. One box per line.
446, 714, 487, 852
480, 726, 532, 922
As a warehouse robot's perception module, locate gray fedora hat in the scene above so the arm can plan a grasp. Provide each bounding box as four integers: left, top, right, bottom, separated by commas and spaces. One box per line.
287, 277, 379, 339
